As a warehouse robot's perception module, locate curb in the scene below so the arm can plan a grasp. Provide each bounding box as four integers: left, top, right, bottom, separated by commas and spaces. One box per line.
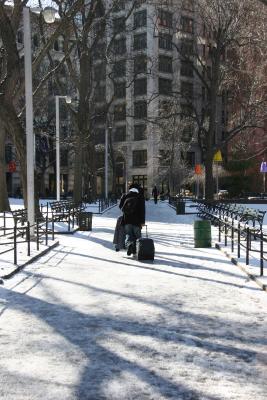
55, 227, 79, 235
96, 203, 118, 214
1, 241, 60, 280
215, 242, 266, 292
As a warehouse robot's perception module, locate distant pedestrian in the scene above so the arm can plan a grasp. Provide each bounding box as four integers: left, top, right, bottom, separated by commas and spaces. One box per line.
119, 183, 145, 256
152, 185, 158, 204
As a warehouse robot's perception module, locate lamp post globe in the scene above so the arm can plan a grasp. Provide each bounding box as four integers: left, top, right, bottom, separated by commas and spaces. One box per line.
42, 7, 56, 24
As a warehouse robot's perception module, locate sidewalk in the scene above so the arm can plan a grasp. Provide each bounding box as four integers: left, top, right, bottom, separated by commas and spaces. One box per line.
0, 200, 116, 281
0, 200, 266, 400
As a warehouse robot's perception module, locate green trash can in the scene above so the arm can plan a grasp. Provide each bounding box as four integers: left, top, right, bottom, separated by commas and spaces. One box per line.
194, 220, 211, 248
78, 212, 92, 231
176, 201, 185, 214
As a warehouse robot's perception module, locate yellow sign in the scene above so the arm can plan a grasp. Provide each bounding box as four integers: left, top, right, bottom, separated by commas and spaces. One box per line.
213, 150, 222, 162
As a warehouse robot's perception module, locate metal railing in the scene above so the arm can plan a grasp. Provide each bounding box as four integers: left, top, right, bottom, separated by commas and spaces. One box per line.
0, 214, 54, 266
97, 197, 118, 213
197, 202, 266, 277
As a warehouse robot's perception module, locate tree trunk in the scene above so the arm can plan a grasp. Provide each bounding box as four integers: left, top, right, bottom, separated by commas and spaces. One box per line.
73, 135, 83, 203
0, 124, 10, 211
0, 102, 28, 207
205, 151, 214, 200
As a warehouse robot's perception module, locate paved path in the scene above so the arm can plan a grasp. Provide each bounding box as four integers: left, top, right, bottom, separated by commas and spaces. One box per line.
0, 201, 266, 400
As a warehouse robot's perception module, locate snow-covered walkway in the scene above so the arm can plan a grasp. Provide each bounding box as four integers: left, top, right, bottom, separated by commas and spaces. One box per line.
0, 201, 266, 400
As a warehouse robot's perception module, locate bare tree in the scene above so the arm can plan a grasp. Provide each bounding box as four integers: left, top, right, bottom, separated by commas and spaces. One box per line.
155, 0, 267, 199
155, 98, 194, 194
0, 0, 85, 210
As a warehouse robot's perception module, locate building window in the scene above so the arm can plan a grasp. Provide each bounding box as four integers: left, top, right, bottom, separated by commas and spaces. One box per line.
95, 86, 106, 102
181, 103, 193, 117
133, 33, 147, 50
134, 125, 147, 140
181, 16, 194, 33
134, 55, 147, 74
17, 30, 23, 44
95, 129, 105, 144
185, 151, 195, 166
113, 60, 126, 77
159, 78, 172, 95
96, 152, 104, 169
113, 17, 125, 34
158, 34, 172, 50
182, 125, 193, 142
182, 0, 194, 11
134, 78, 147, 96
181, 39, 194, 56
33, 34, 39, 48
133, 150, 147, 167
134, 10, 147, 29
114, 38, 126, 55
159, 150, 170, 166
134, 101, 147, 119
94, 63, 106, 81
158, 9, 173, 28
159, 55, 172, 73
94, 129, 105, 144
93, 42, 106, 60
60, 150, 69, 167
94, 107, 106, 124
135, 0, 146, 7
159, 100, 172, 116
180, 60, 193, 77
93, 19, 106, 37
114, 126, 126, 142
54, 40, 59, 51
181, 81, 193, 99
5, 145, 13, 163
114, 104, 126, 121
114, 82, 126, 98
113, 0, 125, 12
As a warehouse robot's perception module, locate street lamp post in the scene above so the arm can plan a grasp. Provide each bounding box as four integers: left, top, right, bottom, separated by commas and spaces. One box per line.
23, 6, 56, 235
23, 7, 35, 235
55, 95, 71, 201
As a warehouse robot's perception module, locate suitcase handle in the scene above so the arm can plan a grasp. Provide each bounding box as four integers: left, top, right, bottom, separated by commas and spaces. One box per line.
144, 224, 148, 238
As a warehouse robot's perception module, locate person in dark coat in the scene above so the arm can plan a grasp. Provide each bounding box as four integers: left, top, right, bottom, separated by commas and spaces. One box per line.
152, 185, 158, 204
119, 183, 145, 256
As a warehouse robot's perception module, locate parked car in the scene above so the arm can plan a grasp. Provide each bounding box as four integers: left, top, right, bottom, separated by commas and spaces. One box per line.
218, 189, 229, 199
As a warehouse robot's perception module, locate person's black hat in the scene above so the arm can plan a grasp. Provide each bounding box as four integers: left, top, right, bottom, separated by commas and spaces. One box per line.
129, 183, 140, 190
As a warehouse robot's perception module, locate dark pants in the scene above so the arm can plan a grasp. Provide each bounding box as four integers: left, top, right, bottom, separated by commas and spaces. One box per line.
124, 224, 141, 252
154, 196, 158, 204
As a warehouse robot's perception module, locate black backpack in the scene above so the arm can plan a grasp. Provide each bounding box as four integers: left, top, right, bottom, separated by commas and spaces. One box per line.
121, 196, 139, 216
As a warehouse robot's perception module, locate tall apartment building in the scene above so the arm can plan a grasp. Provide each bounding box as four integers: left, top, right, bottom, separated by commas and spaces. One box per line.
4, 0, 221, 199
92, 0, 202, 197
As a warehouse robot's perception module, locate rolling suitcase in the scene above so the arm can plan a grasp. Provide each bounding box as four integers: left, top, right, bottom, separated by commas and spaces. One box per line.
136, 225, 155, 261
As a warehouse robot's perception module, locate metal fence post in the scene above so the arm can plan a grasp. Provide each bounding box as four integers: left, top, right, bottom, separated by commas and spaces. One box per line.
260, 230, 264, 276
27, 221, 31, 256
52, 218, 55, 241
231, 219, 234, 252
14, 220, 17, 265
36, 219, 39, 251
224, 219, 227, 246
4, 211, 6, 236
246, 227, 249, 265
45, 216, 48, 246
240, 222, 242, 260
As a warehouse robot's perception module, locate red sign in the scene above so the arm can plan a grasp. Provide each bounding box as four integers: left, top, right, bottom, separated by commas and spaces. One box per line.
194, 164, 202, 175
8, 161, 16, 173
